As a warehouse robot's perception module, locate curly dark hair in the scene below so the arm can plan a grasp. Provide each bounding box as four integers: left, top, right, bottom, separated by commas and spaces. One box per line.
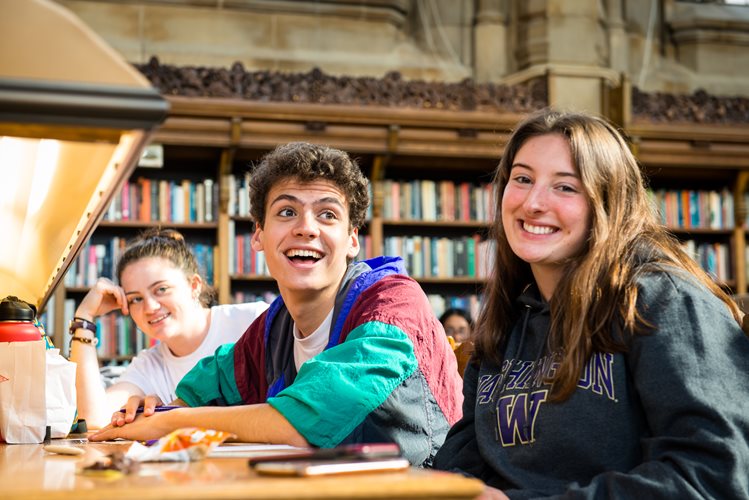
248, 142, 370, 229
116, 228, 217, 307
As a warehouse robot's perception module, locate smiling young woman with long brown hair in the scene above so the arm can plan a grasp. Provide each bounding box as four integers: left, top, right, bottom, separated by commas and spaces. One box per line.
433, 109, 749, 499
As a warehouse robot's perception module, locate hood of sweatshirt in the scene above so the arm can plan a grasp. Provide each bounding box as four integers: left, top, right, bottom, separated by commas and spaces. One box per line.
506, 284, 552, 366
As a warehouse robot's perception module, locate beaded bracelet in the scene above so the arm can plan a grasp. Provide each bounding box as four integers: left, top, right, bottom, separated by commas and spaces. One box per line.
70, 335, 99, 347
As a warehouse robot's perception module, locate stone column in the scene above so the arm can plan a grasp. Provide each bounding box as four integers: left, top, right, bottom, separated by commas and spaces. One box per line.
606, 0, 628, 73
474, 0, 509, 82
512, 0, 617, 114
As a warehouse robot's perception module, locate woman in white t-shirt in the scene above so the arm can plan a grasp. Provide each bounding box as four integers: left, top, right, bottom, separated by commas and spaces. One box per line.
69, 228, 268, 429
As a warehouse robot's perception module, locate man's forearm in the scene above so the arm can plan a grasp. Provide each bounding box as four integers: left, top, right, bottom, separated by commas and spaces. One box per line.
170, 404, 309, 447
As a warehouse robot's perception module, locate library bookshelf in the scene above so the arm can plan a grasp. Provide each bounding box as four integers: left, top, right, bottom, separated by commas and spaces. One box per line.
44, 96, 749, 359
42, 98, 520, 358
626, 120, 749, 296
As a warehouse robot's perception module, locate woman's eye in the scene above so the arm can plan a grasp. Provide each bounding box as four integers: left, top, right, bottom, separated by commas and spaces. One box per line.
156, 286, 169, 294
513, 175, 531, 184
127, 297, 142, 305
557, 184, 579, 193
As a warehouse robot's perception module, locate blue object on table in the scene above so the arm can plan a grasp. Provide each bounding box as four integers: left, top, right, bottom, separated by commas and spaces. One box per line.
131, 405, 182, 414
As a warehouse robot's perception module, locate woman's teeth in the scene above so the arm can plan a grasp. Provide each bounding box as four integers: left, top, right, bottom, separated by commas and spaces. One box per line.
149, 313, 170, 324
523, 222, 555, 235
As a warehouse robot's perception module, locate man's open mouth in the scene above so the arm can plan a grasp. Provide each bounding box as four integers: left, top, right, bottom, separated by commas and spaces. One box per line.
285, 249, 323, 263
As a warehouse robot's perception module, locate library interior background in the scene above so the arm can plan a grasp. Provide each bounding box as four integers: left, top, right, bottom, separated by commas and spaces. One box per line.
18, 0, 749, 361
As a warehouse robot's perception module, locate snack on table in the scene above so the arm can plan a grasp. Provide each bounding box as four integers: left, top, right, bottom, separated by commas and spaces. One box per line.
125, 427, 235, 462
80, 451, 140, 478
44, 444, 85, 456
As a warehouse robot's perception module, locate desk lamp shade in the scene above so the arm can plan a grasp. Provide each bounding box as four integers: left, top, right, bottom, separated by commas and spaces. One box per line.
0, 0, 168, 310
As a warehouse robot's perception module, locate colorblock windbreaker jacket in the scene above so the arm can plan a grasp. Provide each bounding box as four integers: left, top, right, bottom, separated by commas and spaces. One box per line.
177, 256, 463, 466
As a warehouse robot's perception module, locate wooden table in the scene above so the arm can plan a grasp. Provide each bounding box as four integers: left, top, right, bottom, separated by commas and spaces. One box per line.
0, 440, 484, 500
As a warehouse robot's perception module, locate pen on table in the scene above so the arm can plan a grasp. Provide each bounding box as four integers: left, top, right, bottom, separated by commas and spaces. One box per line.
115, 405, 182, 414
126, 405, 182, 414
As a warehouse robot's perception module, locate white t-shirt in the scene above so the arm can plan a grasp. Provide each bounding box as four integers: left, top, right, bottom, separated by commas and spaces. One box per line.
116, 301, 269, 403
293, 308, 334, 372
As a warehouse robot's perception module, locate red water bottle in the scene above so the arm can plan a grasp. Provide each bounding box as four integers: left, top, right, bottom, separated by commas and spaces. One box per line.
0, 296, 46, 444
0, 296, 42, 342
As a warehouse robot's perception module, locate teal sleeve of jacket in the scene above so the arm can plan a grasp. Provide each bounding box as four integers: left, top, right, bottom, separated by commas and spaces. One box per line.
175, 343, 244, 407
267, 321, 417, 447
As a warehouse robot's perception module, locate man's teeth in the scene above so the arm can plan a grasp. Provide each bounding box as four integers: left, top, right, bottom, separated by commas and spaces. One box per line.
149, 313, 170, 324
286, 249, 322, 259
523, 223, 555, 235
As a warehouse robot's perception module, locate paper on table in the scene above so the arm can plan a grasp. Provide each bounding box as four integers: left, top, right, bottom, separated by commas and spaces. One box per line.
209, 443, 307, 458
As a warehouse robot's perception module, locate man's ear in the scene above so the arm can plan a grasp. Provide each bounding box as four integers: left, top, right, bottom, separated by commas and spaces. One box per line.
251, 223, 264, 252
347, 227, 360, 259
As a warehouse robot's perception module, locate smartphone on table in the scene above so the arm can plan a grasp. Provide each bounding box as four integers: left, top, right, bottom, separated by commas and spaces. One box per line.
248, 442, 409, 477
252, 457, 410, 476
247, 442, 401, 465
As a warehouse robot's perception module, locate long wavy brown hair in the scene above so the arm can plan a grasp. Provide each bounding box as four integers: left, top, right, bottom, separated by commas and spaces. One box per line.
474, 109, 742, 401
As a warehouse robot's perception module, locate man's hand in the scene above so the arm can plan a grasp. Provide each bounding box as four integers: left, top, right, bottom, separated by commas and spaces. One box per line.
90, 410, 179, 442
112, 394, 164, 427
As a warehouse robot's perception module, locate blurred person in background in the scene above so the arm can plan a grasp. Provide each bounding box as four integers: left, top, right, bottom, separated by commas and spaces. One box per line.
439, 307, 473, 345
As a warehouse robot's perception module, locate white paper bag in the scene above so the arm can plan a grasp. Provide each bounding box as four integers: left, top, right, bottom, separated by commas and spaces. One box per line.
0, 340, 46, 443
45, 348, 76, 438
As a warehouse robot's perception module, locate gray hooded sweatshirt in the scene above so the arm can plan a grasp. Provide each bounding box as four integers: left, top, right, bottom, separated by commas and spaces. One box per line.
434, 269, 749, 499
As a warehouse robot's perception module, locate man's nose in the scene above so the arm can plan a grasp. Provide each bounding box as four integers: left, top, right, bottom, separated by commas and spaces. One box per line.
293, 211, 320, 238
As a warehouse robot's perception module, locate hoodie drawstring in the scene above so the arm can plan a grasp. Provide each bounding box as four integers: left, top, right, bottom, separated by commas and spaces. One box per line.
513, 304, 532, 362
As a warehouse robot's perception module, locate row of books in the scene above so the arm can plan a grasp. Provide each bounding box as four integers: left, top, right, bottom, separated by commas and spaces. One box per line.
64, 238, 125, 287
376, 179, 495, 223
229, 231, 270, 277
683, 240, 732, 282
383, 235, 728, 284
227, 172, 374, 220
227, 172, 253, 218
105, 174, 749, 232
649, 188, 735, 230
64, 238, 217, 287
383, 235, 495, 279
103, 177, 219, 223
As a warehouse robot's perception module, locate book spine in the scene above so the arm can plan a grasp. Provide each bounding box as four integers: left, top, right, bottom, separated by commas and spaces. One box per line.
205, 178, 215, 222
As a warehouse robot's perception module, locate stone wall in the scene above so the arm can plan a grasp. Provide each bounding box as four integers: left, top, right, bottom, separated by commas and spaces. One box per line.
48, 0, 749, 107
